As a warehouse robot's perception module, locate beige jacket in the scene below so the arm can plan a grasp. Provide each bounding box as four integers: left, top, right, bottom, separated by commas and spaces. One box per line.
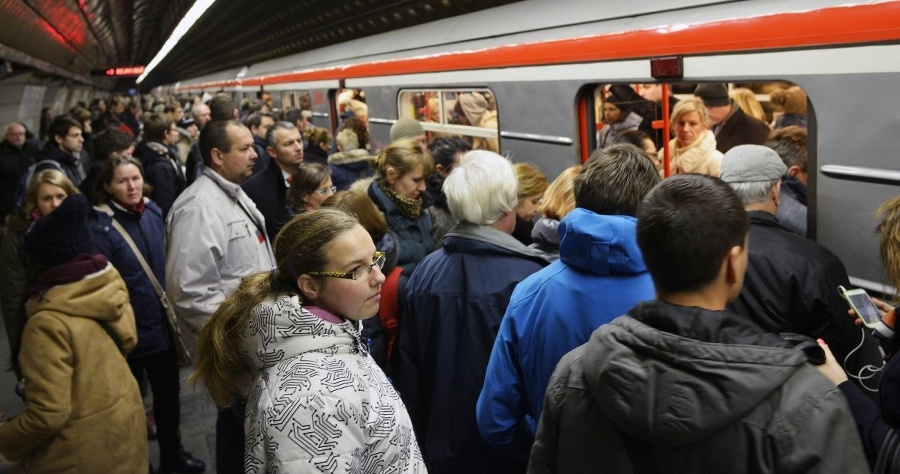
659, 129, 723, 177
0, 263, 147, 473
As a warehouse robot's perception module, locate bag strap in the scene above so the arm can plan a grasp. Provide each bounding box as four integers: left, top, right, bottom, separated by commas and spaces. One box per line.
110, 218, 167, 300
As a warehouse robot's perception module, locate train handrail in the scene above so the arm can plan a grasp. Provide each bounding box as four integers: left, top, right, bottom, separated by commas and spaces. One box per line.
821, 164, 900, 184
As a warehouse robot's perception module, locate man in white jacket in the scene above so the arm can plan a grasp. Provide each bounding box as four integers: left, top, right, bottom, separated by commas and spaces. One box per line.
166, 119, 275, 344
165, 119, 276, 474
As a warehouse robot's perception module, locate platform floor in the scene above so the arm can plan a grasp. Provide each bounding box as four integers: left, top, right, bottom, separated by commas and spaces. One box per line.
0, 310, 220, 473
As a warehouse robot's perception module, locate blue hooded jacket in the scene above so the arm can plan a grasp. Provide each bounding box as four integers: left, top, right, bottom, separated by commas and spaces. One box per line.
476, 208, 655, 460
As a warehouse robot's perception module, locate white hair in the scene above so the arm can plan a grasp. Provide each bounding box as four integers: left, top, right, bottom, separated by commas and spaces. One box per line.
443, 150, 517, 226
729, 180, 778, 205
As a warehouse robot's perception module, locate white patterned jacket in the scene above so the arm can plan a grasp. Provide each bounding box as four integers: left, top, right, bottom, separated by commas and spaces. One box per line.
242, 294, 426, 473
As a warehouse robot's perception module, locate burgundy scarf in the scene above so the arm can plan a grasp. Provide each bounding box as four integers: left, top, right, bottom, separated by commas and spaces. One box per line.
28, 254, 108, 299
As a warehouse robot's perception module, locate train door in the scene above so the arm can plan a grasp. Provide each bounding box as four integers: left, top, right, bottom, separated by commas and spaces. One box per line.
584, 81, 811, 228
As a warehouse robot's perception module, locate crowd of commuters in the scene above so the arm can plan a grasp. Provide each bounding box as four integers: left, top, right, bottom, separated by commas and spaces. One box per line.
0, 81, 898, 474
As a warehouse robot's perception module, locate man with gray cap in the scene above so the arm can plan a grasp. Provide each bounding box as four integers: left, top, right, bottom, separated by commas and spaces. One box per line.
694, 83, 770, 154
721, 144, 883, 393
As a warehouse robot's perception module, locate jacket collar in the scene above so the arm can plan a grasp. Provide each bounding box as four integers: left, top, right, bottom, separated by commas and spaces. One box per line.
202, 167, 242, 200
747, 209, 789, 231
444, 222, 546, 262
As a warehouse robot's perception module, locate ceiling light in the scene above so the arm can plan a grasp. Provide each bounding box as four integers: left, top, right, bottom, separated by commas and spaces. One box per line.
137, 0, 216, 84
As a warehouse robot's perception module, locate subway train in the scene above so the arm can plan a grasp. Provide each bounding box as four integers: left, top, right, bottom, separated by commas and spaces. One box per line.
44, 0, 900, 295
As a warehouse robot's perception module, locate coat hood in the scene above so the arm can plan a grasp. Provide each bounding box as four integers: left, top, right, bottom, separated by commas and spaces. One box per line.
135, 141, 171, 166
328, 148, 374, 167
558, 208, 646, 276
530, 217, 561, 247
26, 263, 137, 351
241, 294, 364, 371
583, 301, 808, 446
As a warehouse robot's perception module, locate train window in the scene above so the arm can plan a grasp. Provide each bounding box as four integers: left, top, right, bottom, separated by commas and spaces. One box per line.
398, 88, 499, 152
281, 91, 311, 111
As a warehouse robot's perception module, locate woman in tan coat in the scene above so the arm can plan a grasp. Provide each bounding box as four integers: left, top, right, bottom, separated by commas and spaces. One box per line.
0, 194, 147, 473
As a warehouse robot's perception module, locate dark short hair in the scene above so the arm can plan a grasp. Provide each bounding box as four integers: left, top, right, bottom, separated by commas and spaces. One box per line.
92, 128, 134, 160
283, 107, 302, 125
200, 120, 242, 166
766, 126, 808, 171
209, 94, 236, 121
637, 174, 749, 294
430, 137, 472, 169
49, 115, 81, 142
247, 111, 273, 130
142, 113, 173, 143
264, 121, 296, 148
574, 143, 659, 216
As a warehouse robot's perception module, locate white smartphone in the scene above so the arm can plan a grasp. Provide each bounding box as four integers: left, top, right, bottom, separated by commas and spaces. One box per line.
838, 285, 882, 329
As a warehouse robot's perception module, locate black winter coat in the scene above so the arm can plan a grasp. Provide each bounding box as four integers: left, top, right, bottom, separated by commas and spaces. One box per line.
713, 105, 770, 154
728, 211, 884, 391
0, 140, 37, 219
134, 141, 186, 218
529, 300, 867, 473
241, 160, 289, 241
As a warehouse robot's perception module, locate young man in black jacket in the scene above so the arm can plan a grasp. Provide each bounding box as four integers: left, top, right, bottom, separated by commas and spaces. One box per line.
529, 174, 866, 473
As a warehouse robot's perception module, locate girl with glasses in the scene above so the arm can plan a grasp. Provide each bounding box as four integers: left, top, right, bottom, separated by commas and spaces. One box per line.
192, 208, 424, 472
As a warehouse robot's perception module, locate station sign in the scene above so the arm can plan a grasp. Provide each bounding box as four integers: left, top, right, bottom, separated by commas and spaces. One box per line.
91, 66, 146, 77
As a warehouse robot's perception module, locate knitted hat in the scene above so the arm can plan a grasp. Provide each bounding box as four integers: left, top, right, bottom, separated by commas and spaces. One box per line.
720, 145, 788, 184
769, 86, 808, 115
457, 92, 488, 125
177, 117, 195, 129
25, 194, 94, 268
390, 118, 426, 143
694, 83, 731, 107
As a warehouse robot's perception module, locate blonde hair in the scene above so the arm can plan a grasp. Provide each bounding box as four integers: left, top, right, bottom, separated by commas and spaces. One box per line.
323, 189, 388, 242
373, 139, 434, 186
25, 169, 80, 218
539, 165, 581, 220
877, 196, 900, 299
191, 209, 360, 408
305, 127, 332, 148
730, 88, 767, 122
670, 97, 710, 132
513, 162, 549, 198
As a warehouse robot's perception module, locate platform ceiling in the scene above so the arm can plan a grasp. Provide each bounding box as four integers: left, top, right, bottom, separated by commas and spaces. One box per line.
0, 0, 519, 89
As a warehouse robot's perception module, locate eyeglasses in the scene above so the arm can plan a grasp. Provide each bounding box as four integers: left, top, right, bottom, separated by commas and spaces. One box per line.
307, 251, 386, 280
313, 186, 337, 196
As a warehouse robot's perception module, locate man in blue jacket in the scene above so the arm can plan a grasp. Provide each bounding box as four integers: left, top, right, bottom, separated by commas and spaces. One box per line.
476, 144, 659, 463
395, 150, 547, 474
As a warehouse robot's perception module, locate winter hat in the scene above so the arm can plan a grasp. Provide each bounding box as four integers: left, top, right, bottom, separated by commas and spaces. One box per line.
25, 194, 94, 268
769, 86, 808, 115
390, 118, 426, 143
336, 128, 361, 151
720, 145, 787, 184
604, 90, 632, 113
457, 92, 488, 125
349, 99, 368, 118
177, 117, 195, 129
694, 83, 731, 107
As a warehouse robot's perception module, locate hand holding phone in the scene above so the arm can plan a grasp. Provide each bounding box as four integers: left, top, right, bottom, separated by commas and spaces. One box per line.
838, 286, 883, 328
